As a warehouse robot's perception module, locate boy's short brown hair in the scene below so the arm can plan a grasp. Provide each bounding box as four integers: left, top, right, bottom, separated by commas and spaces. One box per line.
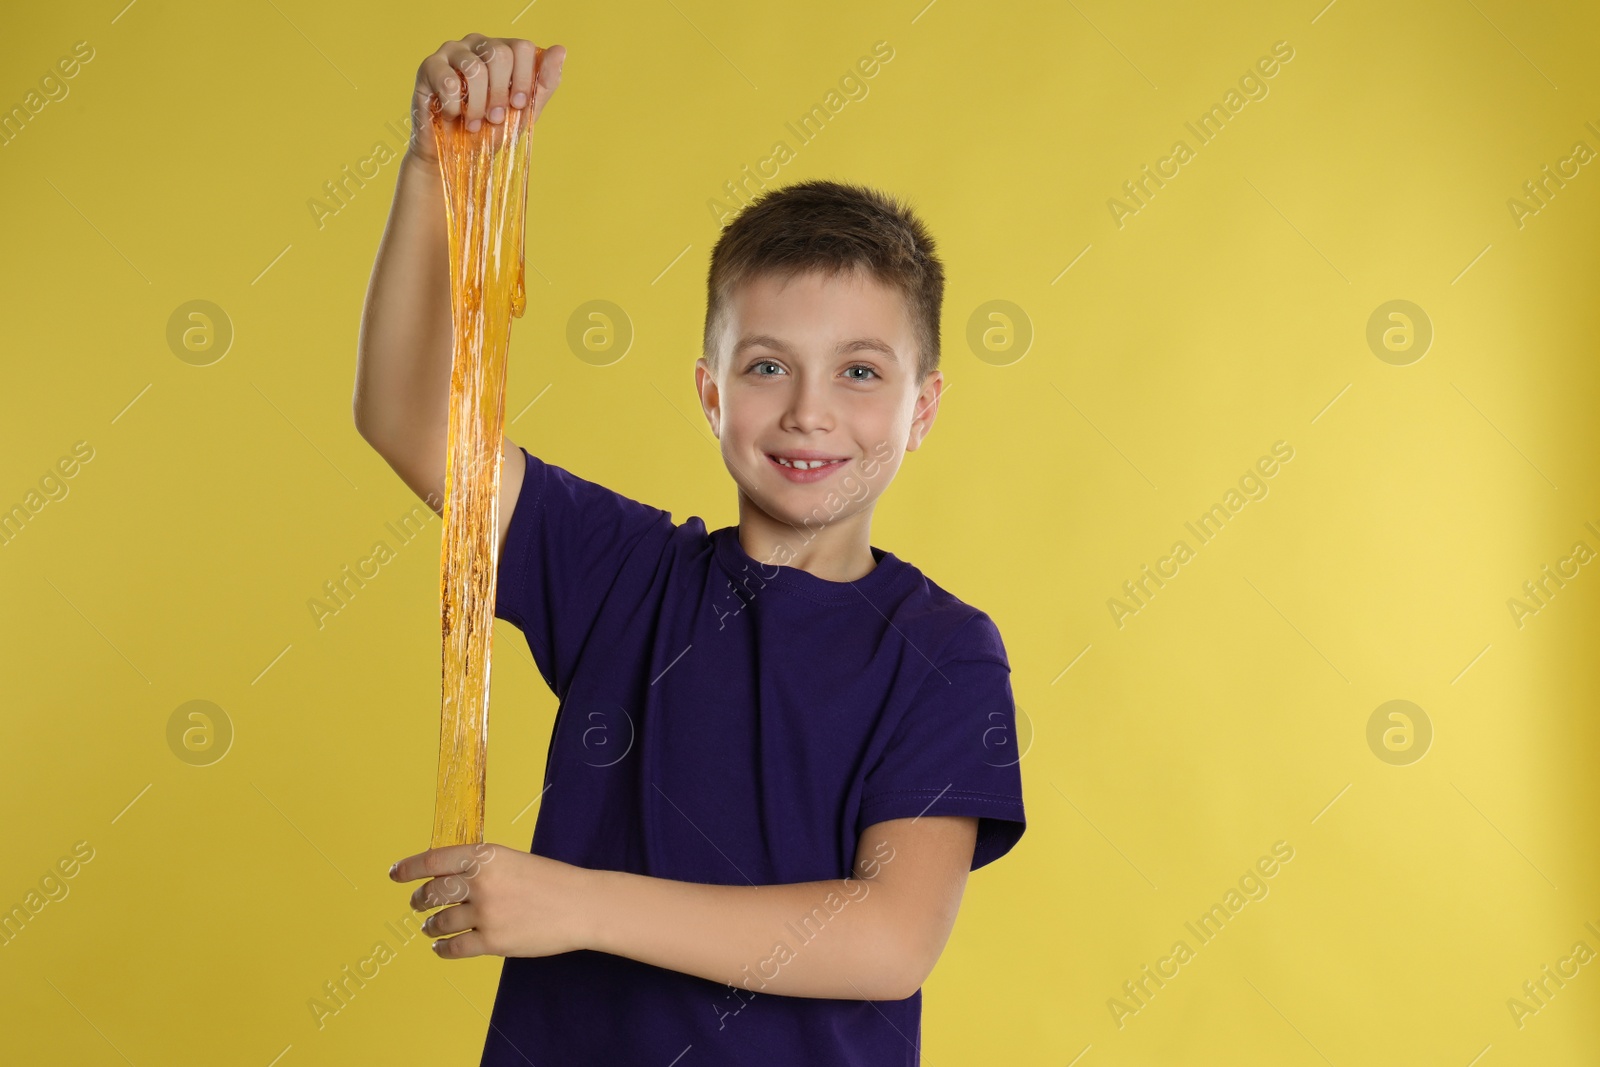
702, 179, 945, 384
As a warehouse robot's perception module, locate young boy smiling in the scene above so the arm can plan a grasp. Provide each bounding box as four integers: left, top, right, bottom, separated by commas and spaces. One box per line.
356, 33, 1027, 1065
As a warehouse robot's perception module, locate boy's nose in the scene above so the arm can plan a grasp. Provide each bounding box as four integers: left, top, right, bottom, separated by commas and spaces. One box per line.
780, 379, 833, 431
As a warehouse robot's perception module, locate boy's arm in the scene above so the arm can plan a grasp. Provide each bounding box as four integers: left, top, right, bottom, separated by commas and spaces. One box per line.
584, 815, 977, 1001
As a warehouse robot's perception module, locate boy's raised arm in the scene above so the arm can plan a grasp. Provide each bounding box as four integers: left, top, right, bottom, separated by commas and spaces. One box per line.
352, 35, 565, 555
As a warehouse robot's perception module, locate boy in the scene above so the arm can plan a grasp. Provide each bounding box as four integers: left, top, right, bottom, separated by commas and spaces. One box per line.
357, 34, 1027, 1066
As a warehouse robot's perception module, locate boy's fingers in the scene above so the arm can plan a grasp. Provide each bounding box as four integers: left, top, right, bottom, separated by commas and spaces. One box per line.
410, 81, 436, 122
508, 39, 538, 109
420, 50, 464, 120
410, 76, 445, 152
409, 872, 467, 910
530, 44, 566, 123
422, 902, 476, 937
475, 38, 514, 124
432, 930, 487, 959
416, 35, 548, 135
390, 843, 480, 883
442, 40, 489, 128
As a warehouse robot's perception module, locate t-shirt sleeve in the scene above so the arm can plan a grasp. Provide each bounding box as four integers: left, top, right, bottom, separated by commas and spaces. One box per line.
857, 612, 1028, 872
494, 446, 675, 700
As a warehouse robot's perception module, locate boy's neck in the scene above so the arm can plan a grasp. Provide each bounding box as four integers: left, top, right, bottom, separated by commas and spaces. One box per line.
734, 494, 879, 583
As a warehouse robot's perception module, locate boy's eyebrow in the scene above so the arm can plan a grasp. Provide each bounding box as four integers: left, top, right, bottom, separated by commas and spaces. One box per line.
734, 334, 901, 365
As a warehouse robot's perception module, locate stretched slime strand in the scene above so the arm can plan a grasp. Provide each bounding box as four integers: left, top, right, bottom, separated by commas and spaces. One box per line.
430, 49, 543, 848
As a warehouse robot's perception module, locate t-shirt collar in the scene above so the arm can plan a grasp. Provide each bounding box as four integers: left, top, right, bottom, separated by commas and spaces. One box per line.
711, 526, 906, 603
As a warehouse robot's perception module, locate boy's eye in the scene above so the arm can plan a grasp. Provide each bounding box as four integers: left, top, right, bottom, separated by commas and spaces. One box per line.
746, 360, 878, 380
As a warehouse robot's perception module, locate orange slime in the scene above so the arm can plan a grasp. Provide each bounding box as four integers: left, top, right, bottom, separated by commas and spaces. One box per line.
430, 50, 543, 848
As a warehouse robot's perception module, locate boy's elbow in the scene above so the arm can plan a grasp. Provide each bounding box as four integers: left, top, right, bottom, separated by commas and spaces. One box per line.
350, 370, 396, 446
351, 387, 374, 441
892, 949, 935, 1001
872, 961, 926, 1003
351, 394, 393, 454
865, 919, 936, 1002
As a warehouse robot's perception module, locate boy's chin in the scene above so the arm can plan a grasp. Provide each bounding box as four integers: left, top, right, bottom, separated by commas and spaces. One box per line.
752, 492, 873, 533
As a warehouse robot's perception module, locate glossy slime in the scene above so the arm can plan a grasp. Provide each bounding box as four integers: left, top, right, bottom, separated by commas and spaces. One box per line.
430, 50, 543, 848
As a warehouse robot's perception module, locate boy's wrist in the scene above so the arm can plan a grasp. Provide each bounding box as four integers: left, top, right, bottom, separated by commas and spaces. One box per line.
402, 148, 440, 181
574, 865, 616, 954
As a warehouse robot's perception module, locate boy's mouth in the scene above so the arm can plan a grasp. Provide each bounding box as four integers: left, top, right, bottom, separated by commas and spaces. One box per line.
765, 452, 847, 483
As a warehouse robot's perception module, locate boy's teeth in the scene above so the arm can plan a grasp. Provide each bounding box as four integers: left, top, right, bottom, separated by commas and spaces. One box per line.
776, 457, 833, 470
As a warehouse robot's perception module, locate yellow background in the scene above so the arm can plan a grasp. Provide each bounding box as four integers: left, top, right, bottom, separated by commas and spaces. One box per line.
3, 0, 1598, 1063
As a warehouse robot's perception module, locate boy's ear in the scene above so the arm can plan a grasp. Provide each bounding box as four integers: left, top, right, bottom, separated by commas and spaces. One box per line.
694, 357, 720, 439
904, 370, 943, 453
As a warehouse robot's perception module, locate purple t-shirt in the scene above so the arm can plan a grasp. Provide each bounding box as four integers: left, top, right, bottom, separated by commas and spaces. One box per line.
480, 447, 1027, 1066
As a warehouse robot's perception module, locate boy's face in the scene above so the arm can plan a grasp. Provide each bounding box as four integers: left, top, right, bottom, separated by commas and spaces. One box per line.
694, 268, 943, 537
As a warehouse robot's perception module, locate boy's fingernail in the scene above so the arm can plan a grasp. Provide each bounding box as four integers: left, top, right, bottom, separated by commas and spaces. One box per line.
511, 92, 527, 108
389, 862, 398, 879
488, 106, 505, 123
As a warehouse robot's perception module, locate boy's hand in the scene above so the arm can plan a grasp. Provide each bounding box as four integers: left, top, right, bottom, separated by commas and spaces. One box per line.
389, 842, 593, 959
407, 34, 567, 168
